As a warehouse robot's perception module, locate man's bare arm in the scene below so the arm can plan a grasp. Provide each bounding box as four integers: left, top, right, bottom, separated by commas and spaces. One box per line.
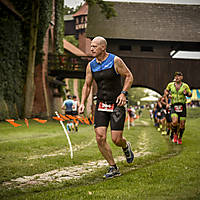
115, 57, 133, 91
79, 63, 93, 113
164, 89, 170, 109
114, 57, 133, 106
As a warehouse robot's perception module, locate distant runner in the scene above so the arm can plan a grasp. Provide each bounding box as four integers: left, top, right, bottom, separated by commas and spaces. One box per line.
164, 72, 192, 144
154, 97, 166, 135
72, 95, 79, 132
62, 95, 75, 132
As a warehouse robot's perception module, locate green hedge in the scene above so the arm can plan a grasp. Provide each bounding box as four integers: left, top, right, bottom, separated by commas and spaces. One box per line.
0, 0, 61, 120
55, 0, 64, 54
0, 5, 27, 119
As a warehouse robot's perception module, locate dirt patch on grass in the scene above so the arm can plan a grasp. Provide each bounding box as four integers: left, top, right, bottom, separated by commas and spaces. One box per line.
3, 151, 150, 188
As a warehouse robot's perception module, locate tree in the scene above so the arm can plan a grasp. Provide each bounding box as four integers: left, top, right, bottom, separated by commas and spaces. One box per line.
129, 87, 149, 106
87, 0, 116, 19
63, 4, 82, 15
24, 0, 40, 118
24, 0, 115, 118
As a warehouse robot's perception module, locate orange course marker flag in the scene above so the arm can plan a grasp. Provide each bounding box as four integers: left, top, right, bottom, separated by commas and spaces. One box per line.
52, 116, 65, 121
32, 118, 47, 123
90, 115, 94, 124
83, 117, 90, 125
81, 116, 87, 124
5, 119, 22, 127
59, 114, 70, 120
24, 118, 29, 128
73, 118, 78, 124
76, 116, 84, 123
66, 115, 76, 120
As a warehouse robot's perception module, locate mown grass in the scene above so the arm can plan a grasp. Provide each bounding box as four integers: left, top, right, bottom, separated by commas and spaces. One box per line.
0, 107, 200, 200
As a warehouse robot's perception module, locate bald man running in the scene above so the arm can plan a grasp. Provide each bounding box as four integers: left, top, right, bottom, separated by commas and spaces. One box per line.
79, 36, 134, 178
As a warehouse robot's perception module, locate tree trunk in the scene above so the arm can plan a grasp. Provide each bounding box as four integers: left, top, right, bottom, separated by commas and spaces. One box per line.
24, 0, 39, 118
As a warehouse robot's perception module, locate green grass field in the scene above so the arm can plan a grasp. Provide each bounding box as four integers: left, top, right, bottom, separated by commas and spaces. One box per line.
0, 108, 200, 200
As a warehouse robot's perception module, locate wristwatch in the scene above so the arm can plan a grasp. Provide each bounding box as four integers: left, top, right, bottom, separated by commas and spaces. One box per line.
121, 91, 128, 96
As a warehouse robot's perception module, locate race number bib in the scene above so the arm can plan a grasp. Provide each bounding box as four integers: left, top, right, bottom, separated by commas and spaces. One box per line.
98, 102, 114, 112
174, 105, 183, 113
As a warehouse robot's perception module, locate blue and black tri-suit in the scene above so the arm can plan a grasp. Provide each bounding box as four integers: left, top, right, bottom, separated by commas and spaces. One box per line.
90, 53, 126, 130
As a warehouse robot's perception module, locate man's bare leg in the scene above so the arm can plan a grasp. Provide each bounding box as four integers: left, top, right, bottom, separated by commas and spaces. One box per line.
95, 127, 115, 165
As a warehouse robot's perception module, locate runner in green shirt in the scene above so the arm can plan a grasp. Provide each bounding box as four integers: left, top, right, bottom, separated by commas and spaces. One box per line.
164, 72, 192, 144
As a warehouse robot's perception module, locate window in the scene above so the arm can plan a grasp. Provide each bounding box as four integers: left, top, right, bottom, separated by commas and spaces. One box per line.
81, 16, 84, 23
76, 17, 79, 24
140, 46, 153, 52
119, 45, 132, 51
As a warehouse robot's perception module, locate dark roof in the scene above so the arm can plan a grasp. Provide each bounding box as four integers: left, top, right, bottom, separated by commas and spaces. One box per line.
73, 2, 88, 17
63, 39, 87, 57
1, 0, 24, 20
87, 2, 200, 42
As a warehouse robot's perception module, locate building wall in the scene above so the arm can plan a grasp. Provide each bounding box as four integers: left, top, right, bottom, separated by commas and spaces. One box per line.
64, 20, 76, 35
78, 32, 91, 56
107, 39, 172, 59
105, 39, 200, 94
122, 57, 200, 94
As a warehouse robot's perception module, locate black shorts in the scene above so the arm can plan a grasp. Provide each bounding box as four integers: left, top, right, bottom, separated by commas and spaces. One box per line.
94, 102, 126, 130
166, 112, 172, 123
72, 111, 78, 116
171, 103, 186, 120
65, 111, 73, 116
156, 111, 165, 120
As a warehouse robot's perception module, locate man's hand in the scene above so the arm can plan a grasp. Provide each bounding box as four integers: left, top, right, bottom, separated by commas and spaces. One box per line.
183, 89, 187, 96
116, 94, 127, 107
78, 104, 85, 114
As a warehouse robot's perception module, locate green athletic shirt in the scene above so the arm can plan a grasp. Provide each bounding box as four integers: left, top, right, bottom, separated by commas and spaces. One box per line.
166, 82, 191, 104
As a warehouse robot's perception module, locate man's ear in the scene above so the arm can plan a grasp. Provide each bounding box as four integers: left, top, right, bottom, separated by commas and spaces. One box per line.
101, 44, 106, 51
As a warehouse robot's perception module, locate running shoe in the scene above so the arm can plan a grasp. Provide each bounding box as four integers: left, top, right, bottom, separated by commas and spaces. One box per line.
161, 131, 167, 135
157, 127, 161, 131
172, 134, 178, 143
123, 142, 134, 163
177, 138, 182, 145
103, 166, 121, 179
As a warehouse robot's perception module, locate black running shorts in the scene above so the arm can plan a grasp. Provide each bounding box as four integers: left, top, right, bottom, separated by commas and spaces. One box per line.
94, 101, 126, 130
171, 103, 186, 121
166, 109, 172, 123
